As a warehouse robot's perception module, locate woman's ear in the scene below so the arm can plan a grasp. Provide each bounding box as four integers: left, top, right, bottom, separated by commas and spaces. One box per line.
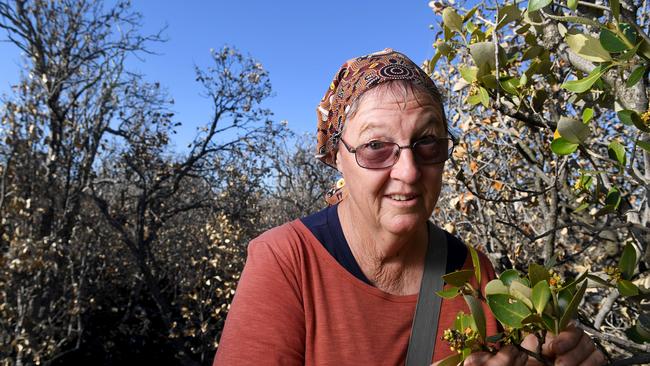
334, 149, 343, 173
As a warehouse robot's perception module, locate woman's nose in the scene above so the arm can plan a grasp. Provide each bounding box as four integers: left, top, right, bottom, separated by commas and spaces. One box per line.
390, 148, 421, 183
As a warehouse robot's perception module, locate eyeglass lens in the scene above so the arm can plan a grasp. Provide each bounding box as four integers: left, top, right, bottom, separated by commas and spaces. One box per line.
356, 138, 451, 168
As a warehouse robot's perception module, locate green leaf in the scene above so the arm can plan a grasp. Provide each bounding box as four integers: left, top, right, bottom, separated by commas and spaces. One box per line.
608, 140, 626, 166
558, 271, 588, 292
464, 295, 487, 340
637, 139, 650, 153
497, 4, 521, 30
510, 287, 535, 310
627, 65, 646, 88
479, 86, 490, 107
600, 28, 629, 52
619, 242, 637, 280
460, 66, 478, 83
528, 0, 552, 13
528, 263, 550, 286
428, 52, 442, 71
454, 312, 477, 332
532, 280, 551, 314
565, 33, 612, 63
574, 202, 589, 213
521, 313, 543, 325
561, 65, 609, 93
595, 187, 621, 217
499, 269, 522, 286
442, 8, 464, 34
542, 313, 556, 332
626, 324, 650, 344
620, 23, 637, 44
487, 294, 532, 328
469, 42, 507, 71
546, 14, 601, 27
485, 279, 509, 295
463, 4, 480, 22
443, 269, 475, 287
558, 116, 590, 143
469, 246, 481, 285
486, 333, 505, 343
500, 77, 519, 95
611, 0, 620, 21
559, 281, 587, 331
587, 274, 615, 287
437, 353, 462, 366
618, 279, 640, 296
551, 137, 579, 155
617, 110, 649, 132
567, 0, 578, 10
467, 92, 482, 106
437, 286, 461, 299
582, 108, 594, 124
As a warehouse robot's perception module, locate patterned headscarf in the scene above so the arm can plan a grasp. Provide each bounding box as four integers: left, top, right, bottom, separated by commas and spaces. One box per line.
315, 48, 444, 168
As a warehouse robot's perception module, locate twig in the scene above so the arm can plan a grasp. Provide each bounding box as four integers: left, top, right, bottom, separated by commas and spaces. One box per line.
577, 320, 650, 352
609, 353, 650, 366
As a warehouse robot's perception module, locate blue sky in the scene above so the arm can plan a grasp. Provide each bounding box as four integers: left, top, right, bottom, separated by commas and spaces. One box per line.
0, 1, 441, 150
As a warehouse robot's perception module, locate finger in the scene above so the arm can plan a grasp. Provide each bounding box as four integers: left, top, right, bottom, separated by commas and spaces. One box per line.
463, 351, 493, 366
552, 325, 585, 355
488, 345, 522, 366
554, 332, 597, 366
579, 349, 606, 366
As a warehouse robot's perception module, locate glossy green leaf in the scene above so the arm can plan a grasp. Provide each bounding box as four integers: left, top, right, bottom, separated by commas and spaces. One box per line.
463, 4, 480, 22
619, 242, 637, 280
479, 86, 490, 107
532, 280, 551, 314
567, 0, 578, 10
469, 245, 481, 285
608, 140, 626, 166
510, 287, 534, 310
528, 0, 552, 12
428, 52, 442, 71
559, 281, 587, 331
558, 116, 590, 143
487, 294, 532, 328
437, 286, 461, 299
486, 333, 505, 343
437, 353, 462, 366
587, 274, 615, 287
454, 312, 477, 332
528, 263, 550, 286
558, 271, 588, 292
442, 8, 464, 33
618, 279, 640, 296
637, 139, 650, 153
626, 324, 650, 344
464, 295, 486, 340
521, 313, 543, 324
582, 108, 594, 124
443, 269, 475, 287
600, 28, 629, 52
551, 137, 579, 155
542, 313, 557, 333
467, 92, 482, 106
620, 23, 637, 44
499, 269, 522, 286
617, 109, 636, 126
561, 65, 608, 93
565, 33, 612, 63
627, 65, 646, 88
460, 66, 478, 83
500, 77, 519, 95
485, 279, 509, 295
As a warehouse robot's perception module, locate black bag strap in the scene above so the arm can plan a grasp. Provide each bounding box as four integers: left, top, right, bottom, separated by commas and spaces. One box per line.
405, 222, 448, 366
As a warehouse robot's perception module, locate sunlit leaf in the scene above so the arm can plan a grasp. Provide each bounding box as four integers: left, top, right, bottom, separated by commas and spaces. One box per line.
600, 28, 629, 52
551, 137, 579, 155
442, 8, 464, 33
469, 245, 481, 285
437, 286, 461, 299
485, 279, 509, 295
582, 108, 594, 124
528, 263, 550, 287
565, 33, 612, 63
443, 269, 475, 287
528, 0, 552, 13
626, 65, 646, 88
557, 116, 590, 144
499, 269, 522, 286
561, 65, 609, 93
532, 280, 551, 314
608, 140, 626, 167
437, 353, 462, 366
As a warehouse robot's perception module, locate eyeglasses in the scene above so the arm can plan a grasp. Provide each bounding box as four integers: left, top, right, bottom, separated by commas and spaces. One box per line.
338, 136, 455, 169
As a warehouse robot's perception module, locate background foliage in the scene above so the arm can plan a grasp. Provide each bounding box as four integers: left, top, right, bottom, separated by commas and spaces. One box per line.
1, 0, 650, 365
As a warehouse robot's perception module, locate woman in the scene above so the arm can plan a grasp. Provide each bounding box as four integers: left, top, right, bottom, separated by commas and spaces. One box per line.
214, 49, 604, 365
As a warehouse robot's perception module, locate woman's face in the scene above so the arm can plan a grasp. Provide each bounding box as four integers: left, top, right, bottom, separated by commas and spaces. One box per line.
336, 87, 446, 237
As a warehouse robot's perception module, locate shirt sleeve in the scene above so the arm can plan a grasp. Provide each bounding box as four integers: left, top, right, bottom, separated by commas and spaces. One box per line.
213, 239, 305, 365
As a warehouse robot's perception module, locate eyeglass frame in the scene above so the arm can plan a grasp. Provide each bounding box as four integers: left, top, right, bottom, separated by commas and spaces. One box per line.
337, 135, 456, 169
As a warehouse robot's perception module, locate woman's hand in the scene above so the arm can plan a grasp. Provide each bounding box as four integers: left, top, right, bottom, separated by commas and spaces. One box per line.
521, 325, 606, 366
430, 346, 528, 366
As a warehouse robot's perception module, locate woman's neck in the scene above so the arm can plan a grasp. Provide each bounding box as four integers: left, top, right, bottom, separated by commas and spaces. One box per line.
337, 202, 428, 296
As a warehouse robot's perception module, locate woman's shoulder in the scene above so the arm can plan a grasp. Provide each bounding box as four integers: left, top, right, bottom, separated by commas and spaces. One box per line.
247, 219, 318, 263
